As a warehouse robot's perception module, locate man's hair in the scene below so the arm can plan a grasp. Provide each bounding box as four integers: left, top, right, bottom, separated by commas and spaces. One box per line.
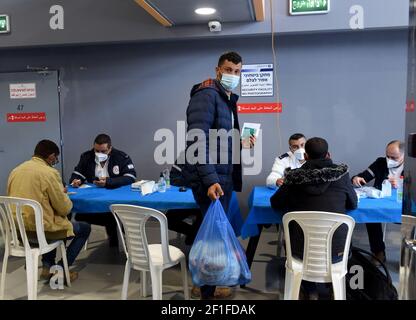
94, 134, 112, 146
289, 133, 306, 142
218, 51, 242, 67
34, 140, 60, 159
305, 137, 329, 160
387, 140, 404, 154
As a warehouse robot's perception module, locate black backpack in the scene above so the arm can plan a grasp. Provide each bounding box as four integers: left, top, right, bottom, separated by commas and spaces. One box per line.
346, 246, 398, 300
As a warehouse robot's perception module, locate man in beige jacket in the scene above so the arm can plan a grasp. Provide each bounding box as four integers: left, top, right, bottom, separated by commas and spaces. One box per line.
7, 140, 91, 281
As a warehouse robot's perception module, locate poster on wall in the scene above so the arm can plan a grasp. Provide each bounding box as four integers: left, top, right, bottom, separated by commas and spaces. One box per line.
9, 83, 37, 99
241, 64, 274, 97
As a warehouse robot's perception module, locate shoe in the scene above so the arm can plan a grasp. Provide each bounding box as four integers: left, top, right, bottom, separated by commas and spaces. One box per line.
191, 286, 201, 299
40, 267, 52, 280
40, 267, 78, 284
66, 271, 78, 284
371, 251, 386, 267
214, 287, 233, 299
191, 286, 233, 299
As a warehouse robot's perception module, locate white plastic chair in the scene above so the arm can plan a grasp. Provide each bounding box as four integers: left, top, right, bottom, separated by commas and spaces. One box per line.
282, 211, 355, 300
0, 196, 71, 300
399, 215, 416, 300
110, 204, 189, 300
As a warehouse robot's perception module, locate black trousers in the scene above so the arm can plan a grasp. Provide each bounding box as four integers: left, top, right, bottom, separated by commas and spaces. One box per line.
192, 180, 233, 299
365, 223, 386, 254
75, 212, 119, 246
165, 208, 203, 245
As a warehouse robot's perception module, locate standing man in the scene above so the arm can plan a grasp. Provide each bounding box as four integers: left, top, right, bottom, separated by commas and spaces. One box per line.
183, 51, 254, 300
352, 140, 405, 265
266, 133, 307, 188
7, 140, 91, 281
69, 133, 137, 246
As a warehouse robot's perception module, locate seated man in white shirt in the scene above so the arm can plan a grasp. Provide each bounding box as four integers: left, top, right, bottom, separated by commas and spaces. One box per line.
266, 133, 307, 189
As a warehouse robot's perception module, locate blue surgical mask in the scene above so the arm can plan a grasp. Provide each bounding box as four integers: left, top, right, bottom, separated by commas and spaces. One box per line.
220, 73, 240, 91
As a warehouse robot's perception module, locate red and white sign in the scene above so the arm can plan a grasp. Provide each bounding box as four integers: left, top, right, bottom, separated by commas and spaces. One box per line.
406, 101, 415, 112
7, 112, 46, 122
237, 102, 282, 114
9, 83, 37, 99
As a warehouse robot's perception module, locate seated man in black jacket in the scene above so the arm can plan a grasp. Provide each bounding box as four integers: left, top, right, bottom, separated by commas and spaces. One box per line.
352, 140, 404, 265
271, 137, 357, 299
69, 133, 137, 246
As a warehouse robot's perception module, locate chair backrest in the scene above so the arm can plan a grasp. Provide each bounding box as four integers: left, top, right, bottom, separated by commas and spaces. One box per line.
110, 204, 172, 270
283, 211, 355, 279
0, 196, 49, 253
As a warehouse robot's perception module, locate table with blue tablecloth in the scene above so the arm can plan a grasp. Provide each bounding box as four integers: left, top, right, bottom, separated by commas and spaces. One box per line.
241, 186, 403, 269
68, 184, 243, 237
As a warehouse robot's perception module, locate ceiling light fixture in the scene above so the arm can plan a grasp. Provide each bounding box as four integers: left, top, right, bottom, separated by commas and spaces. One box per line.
195, 7, 216, 15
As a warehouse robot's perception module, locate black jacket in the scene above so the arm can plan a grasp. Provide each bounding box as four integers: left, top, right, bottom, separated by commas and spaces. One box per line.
271, 159, 358, 261
182, 78, 242, 197
352, 157, 403, 190
69, 148, 137, 189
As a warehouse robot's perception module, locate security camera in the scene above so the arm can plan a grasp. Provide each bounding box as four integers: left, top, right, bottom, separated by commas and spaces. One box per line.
208, 21, 221, 32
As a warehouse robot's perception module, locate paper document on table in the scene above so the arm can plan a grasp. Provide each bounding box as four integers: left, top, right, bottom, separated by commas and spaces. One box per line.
141, 181, 156, 196
79, 184, 92, 189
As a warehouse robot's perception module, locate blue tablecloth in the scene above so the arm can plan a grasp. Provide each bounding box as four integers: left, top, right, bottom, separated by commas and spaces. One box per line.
68, 184, 243, 237
241, 186, 403, 239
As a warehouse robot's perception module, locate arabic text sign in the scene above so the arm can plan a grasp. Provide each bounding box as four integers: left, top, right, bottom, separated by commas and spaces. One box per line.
290, 0, 330, 15
241, 64, 274, 97
7, 112, 46, 122
9, 83, 37, 99
237, 103, 282, 114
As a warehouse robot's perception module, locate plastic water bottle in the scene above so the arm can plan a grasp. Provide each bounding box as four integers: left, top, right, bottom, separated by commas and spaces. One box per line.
382, 179, 392, 197
397, 176, 404, 203
158, 173, 166, 193
163, 168, 171, 189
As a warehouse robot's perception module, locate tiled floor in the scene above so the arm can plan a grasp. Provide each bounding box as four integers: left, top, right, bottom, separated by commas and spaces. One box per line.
0, 223, 401, 300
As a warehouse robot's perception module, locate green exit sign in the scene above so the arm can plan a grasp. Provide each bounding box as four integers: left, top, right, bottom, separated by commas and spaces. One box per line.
290, 0, 330, 15
0, 15, 10, 34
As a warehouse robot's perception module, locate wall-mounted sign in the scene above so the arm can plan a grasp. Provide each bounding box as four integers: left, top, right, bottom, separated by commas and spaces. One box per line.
9, 83, 37, 99
241, 64, 274, 97
237, 103, 282, 114
0, 15, 10, 34
7, 112, 46, 123
290, 0, 330, 15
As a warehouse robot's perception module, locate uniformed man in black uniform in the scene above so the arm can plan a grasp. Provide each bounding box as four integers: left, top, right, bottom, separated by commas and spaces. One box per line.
69, 133, 137, 246
352, 140, 404, 265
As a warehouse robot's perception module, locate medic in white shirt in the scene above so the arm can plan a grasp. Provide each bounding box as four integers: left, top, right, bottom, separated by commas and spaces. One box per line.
266, 133, 307, 189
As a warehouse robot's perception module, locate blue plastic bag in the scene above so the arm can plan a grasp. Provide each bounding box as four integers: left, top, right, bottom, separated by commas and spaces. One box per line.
189, 200, 251, 287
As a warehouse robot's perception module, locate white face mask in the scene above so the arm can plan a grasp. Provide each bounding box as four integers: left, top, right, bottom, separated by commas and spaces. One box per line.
293, 148, 305, 161
95, 152, 108, 163
387, 158, 402, 169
